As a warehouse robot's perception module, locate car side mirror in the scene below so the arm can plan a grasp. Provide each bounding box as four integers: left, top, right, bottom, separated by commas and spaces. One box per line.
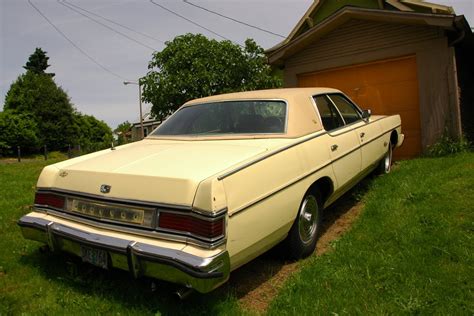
362, 109, 371, 120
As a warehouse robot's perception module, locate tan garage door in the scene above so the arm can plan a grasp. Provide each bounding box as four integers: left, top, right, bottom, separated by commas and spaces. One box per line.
298, 55, 421, 159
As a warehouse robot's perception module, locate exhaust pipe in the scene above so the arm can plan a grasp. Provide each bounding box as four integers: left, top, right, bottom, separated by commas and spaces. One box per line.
175, 287, 194, 300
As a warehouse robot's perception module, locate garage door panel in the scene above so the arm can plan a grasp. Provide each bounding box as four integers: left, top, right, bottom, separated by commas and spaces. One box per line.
373, 82, 418, 111
298, 56, 421, 158
360, 58, 418, 85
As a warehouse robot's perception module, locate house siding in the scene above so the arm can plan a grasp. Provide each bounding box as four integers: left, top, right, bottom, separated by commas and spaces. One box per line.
283, 18, 461, 152
286, 19, 441, 69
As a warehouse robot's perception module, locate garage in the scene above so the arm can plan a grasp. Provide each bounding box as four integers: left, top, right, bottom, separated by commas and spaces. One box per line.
298, 56, 420, 158
266, 1, 472, 157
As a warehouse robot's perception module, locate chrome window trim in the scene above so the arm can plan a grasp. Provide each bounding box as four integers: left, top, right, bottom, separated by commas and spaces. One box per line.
326, 94, 348, 126
149, 98, 289, 137
327, 92, 364, 115
311, 94, 345, 131
311, 94, 384, 136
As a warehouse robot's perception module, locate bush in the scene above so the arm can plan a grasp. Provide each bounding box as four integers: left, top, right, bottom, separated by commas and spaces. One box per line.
4, 71, 77, 150
427, 132, 471, 157
0, 111, 40, 155
73, 114, 113, 153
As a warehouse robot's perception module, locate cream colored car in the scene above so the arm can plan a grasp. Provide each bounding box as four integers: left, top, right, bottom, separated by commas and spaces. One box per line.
18, 88, 403, 293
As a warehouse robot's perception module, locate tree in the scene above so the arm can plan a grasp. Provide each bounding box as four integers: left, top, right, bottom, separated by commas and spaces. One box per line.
3, 48, 114, 155
4, 71, 77, 150
141, 34, 282, 121
0, 111, 40, 155
74, 114, 113, 152
23, 48, 55, 77
114, 121, 132, 145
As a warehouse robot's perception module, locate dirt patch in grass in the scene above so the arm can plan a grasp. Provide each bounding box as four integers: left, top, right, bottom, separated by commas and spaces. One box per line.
228, 192, 365, 314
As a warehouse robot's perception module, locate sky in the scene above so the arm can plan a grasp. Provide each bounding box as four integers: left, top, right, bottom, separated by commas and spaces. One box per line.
1, 0, 473, 130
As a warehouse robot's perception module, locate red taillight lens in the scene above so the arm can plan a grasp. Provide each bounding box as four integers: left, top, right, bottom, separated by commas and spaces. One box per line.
34, 192, 65, 209
159, 212, 224, 239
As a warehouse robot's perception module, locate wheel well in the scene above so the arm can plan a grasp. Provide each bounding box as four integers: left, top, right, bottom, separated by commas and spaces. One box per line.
308, 176, 334, 205
390, 130, 398, 146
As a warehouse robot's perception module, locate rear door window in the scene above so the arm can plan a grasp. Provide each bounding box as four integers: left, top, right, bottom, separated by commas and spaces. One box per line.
327, 94, 361, 125
314, 95, 345, 131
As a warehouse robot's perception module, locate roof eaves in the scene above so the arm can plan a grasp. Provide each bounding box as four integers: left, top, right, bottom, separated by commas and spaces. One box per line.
266, 0, 456, 55
267, 7, 457, 65
267, 1, 321, 54
400, 0, 454, 14
385, 0, 414, 11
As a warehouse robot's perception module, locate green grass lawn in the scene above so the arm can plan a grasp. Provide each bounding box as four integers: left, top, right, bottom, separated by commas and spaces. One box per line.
268, 153, 474, 315
1, 154, 473, 315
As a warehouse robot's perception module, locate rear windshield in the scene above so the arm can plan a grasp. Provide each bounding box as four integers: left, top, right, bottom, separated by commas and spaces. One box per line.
151, 100, 287, 136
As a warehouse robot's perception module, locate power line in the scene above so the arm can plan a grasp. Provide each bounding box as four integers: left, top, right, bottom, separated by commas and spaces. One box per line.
58, 0, 159, 51
63, 0, 165, 44
149, 0, 242, 47
183, 0, 285, 38
27, 0, 128, 81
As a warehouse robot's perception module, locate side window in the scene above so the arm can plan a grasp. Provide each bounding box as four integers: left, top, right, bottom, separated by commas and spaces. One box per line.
328, 94, 361, 124
314, 95, 344, 131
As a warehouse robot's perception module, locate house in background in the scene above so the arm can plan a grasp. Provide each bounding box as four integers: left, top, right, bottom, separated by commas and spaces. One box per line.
131, 112, 161, 141
266, 0, 474, 158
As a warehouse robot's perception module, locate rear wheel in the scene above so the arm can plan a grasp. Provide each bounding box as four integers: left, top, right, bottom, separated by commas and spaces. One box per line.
377, 144, 393, 174
286, 190, 322, 259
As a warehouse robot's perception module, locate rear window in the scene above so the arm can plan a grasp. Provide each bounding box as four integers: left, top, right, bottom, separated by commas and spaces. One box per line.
151, 100, 287, 136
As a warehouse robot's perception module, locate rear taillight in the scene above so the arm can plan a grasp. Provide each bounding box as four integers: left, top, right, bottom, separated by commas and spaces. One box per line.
34, 192, 65, 209
158, 212, 224, 240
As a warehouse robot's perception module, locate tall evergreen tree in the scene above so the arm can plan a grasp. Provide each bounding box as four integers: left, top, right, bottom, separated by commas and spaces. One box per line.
23, 47, 55, 77
4, 71, 76, 150
3, 47, 113, 153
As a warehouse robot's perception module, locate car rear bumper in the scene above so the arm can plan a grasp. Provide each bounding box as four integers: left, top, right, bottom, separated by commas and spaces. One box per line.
397, 133, 405, 148
18, 213, 229, 293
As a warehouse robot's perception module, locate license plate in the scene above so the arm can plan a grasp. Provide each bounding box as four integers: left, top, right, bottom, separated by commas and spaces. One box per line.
80, 246, 108, 269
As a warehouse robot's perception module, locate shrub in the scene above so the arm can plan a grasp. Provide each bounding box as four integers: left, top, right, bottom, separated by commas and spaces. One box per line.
0, 111, 40, 155
427, 132, 471, 157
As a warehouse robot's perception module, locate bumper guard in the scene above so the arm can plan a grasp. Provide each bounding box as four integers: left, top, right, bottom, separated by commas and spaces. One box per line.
18, 214, 229, 293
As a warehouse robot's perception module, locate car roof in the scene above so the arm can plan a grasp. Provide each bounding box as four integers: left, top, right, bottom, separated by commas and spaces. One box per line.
184, 87, 341, 106
150, 88, 339, 140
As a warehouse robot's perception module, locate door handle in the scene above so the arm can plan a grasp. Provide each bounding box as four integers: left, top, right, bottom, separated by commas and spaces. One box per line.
331, 144, 338, 151
360, 132, 365, 138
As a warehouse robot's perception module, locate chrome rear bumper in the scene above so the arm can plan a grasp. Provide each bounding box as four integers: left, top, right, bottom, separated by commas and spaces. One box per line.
18, 213, 229, 293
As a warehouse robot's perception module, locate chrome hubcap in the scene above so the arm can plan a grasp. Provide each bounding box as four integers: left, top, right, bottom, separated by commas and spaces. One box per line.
384, 146, 392, 172
298, 195, 318, 244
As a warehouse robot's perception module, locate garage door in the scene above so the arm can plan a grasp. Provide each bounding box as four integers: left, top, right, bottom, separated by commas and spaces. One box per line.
298, 55, 421, 159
